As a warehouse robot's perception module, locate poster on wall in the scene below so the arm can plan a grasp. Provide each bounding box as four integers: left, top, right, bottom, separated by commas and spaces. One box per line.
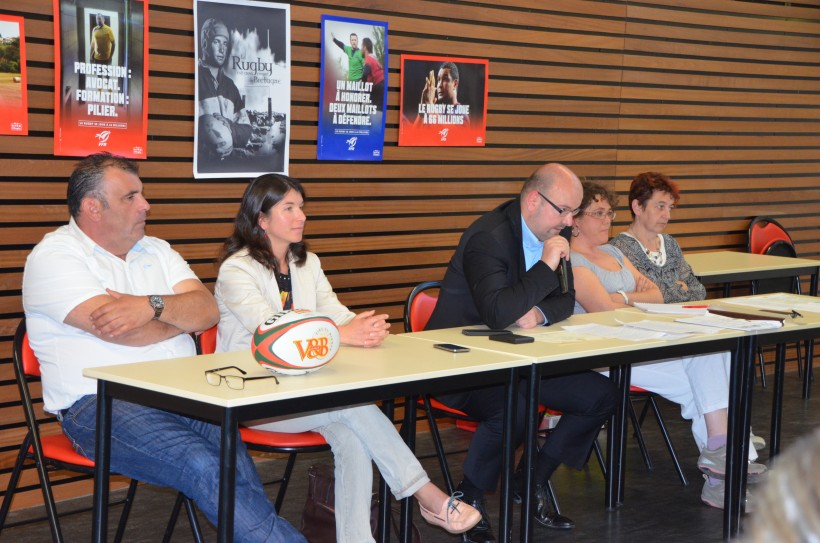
0, 15, 28, 136
53, 0, 149, 158
194, 0, 290, 179
317, 15, 387, 161
399, 55, 488, 147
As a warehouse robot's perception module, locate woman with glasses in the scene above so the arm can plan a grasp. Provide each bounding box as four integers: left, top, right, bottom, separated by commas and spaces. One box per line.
570, 181, 766, 510
214, 174, 480, 542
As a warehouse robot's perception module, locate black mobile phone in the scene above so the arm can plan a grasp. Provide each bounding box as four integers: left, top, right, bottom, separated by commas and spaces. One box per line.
434, 343, 471, 353
489, 333, 534, 345
461, 328, 510, 336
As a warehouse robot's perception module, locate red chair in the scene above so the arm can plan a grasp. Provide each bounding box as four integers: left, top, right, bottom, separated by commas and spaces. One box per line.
194, 326, 330, 511
404, 281, 472, 494
407, 283, 677, 491
748, 216, 797, 257
403, 281, 571, 515
747, 216, 807, 386
0, 320, 202, 543
404, 281, 576, 515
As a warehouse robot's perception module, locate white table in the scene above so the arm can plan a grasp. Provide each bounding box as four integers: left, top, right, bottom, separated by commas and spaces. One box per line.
686, 250, 819, 398
85, 334, 534, 543
85, 297, 820, 541
685, 250, 820, 295
408, 299, 820, 539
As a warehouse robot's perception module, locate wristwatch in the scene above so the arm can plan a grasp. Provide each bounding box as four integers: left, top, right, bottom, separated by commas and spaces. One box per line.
148, 295, 165, 320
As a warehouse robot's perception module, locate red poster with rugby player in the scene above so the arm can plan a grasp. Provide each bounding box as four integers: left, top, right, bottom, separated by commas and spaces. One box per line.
53, 0, 149, 158
0, 15, 28, 135
399, 54, 488, 147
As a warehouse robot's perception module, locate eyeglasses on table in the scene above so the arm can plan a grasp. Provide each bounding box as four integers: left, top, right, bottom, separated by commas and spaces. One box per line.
204, 365, 279, 390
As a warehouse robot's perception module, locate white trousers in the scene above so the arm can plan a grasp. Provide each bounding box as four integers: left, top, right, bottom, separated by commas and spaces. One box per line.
249, 403, 429, 543
603, 351, 758, 460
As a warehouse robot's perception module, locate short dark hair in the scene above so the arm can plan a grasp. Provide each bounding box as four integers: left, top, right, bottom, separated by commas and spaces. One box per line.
440, 61, 459, 81
361, 37, 373, 55
580, 181, 618, 213
220, 174, 308, 272
628, 172, 680, 217
67, 153, 138, 219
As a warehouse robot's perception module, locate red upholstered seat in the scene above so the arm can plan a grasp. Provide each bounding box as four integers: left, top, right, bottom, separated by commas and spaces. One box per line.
34, 434, 95, 468
239, 427, 329, 448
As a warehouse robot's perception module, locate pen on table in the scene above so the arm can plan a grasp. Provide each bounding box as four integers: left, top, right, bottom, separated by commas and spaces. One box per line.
683, 305, 708, 309
760, 308, 803, 318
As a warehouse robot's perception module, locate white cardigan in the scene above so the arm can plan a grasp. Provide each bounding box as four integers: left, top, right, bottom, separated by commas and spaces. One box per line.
214, 249, 355, 353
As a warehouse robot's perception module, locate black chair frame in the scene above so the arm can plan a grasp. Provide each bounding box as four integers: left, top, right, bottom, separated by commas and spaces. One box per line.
0, 320, 203, 543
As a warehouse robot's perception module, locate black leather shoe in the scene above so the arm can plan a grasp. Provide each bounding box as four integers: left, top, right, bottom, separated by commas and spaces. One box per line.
533, 484, 574, 530
457, 491, 496, 543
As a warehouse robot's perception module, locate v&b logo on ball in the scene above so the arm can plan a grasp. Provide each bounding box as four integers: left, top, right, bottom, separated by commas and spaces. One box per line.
252, 310, 340, 375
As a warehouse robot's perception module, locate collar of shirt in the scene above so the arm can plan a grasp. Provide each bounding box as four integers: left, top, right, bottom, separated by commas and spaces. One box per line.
521, 215, 544, 272
67, 217, 147, 260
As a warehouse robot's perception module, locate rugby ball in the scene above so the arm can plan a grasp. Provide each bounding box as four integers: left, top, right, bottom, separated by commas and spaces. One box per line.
251, 310, 340, 375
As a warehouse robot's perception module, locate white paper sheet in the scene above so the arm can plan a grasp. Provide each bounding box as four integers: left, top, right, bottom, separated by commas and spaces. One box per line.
561, 323, 666, 342
633, 302, 709, 315
618, 319, 721, 336
676, 313, 782, 331
721, 293, 820, 315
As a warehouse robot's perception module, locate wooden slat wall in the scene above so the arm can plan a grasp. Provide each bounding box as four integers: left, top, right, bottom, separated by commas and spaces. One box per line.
1, 0, 818, 511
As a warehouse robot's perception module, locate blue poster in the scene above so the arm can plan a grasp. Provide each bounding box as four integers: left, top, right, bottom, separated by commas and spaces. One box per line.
317, 15, 387, 161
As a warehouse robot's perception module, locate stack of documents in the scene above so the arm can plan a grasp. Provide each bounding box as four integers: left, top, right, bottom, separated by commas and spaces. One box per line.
633, 302, 708, 315
676, 313, 782, 331
719, 293, 820, 315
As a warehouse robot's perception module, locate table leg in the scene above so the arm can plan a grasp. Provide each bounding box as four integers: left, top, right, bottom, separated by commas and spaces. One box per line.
803, 336, 815, 399
724, 336, 755, 539
616, 364, 630, 506
498, 367, 516, 543
218, 409, 237, 543
805, 271, 819, 399
376, 401, 392, 543
398, 397, 416, 543
92, 381, 112, 543
605, 364, 628, 509
770, 343, 786, 457
518, 365, 538, 543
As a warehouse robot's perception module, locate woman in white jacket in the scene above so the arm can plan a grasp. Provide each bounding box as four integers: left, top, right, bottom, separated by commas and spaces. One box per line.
214, 173, 479, 542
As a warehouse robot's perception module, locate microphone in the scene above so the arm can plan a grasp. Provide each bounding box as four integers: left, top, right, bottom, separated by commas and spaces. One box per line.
558, 258, 568, 294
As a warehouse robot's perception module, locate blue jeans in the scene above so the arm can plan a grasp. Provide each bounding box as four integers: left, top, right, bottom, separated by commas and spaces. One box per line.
62, 395, 305, 543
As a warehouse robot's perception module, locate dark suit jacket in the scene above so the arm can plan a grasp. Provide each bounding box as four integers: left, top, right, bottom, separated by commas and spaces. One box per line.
426, 198, 575, 330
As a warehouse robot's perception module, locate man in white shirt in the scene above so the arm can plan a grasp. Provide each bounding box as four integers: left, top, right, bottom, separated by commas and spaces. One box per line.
22, 152, 305, 542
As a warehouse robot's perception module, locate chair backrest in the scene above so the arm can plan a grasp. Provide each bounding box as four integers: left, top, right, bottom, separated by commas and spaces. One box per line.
14, 319, 40, 378
748, 216, 796, 256
11, 321, 42, 436
747, 217, 801, 295
404, 281, 441, 333
197, 325, 218, 355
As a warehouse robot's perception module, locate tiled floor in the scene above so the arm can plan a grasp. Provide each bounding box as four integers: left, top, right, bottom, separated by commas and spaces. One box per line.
3, 370, 817, 542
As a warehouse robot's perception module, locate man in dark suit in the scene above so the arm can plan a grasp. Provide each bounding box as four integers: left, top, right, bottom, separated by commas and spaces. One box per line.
426, 163, 617, 542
